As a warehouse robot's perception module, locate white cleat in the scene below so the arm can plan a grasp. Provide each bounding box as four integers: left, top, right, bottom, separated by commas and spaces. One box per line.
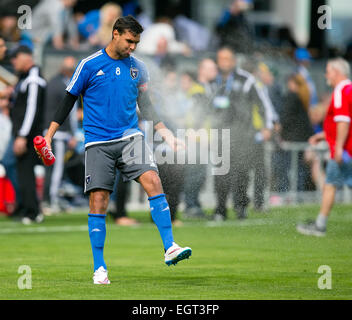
21, 217, 32, 225
164, 242, 192, 266
93, 266, 110, 284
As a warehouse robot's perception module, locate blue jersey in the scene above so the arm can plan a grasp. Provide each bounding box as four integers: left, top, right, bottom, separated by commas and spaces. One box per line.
66, 48, 149, 146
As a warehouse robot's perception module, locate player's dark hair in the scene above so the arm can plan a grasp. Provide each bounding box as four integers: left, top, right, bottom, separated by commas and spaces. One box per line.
112, 15, 144, 37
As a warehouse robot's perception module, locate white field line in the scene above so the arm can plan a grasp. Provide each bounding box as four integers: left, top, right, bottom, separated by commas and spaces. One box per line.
0, 219, 276, 235
1, 213, 352, 235
0, 225, 88, 234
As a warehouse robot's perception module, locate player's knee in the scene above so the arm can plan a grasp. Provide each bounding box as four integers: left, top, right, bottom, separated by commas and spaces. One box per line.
140, 171, 163, 195
149, 172, 162, 188
89, 190, 109, 213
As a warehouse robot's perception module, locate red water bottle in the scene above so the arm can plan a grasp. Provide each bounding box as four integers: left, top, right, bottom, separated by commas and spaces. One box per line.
33, 136, 55, 166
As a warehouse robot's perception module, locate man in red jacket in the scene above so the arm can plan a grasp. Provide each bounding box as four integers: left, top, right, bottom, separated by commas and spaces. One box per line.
297, 58, 352, 236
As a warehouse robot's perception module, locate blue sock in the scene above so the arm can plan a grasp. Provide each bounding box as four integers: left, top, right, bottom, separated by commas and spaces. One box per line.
149, 194, 174, 251
88, 214, 107, 272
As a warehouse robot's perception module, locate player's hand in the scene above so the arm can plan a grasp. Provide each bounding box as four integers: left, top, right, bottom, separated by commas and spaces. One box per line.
308, 132, 324, 146
165, 136, 186, 152
13, 136, 27, 156
308, 134, 317, 145
308, 134, 320, 146
155, 124, 186, 152
43, 135, 52, 151
261, 128, 272, 141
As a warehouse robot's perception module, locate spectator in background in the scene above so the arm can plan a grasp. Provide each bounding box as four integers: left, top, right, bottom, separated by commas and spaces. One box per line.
297, 58, 352, 237
9, 45, 46, 224
254, 62, 285, 202
215, 0, 254, 54
0, 87, 14, 216
255, 62, 286, 205
62, 107, 86, 202
0, 12, 21, 43
197, 58, 218, 97
276, 73, 315, 196
256, 62, 283, 116
295, 49, 328, 192
25, 0, 79, 50
294, 48, 319, 111
0, 36, 19, 203
181, 59, 217, 218
80, 2, 122, 49
0, 35, 8, 66
249, 61, 278, 211
0, 93, 12, 163
42, 56, 78, 215
136, 16, 191, 57
0, 37, 12, 165
180, 70, 210, 219
109, 0, 152, 29
173, 14, 212, 53
149, 35, 177, 71
211, 47, 269, 220
152, 69, 187, 226
77, 8, 100, 41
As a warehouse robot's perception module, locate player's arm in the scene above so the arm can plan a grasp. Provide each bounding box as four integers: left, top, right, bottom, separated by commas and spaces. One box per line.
137, 86, 162, 125
332, 90, 352, 163
335, 121, 350, 163
137, 87, 185, 151
44, 92, 78, 149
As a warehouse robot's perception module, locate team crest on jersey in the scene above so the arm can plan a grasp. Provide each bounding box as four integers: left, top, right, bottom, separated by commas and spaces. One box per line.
86, 175, 91, 185
130, 67, 139, 79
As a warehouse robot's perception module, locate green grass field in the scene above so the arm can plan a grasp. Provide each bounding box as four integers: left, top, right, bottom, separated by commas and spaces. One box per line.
0, 204, 351, 300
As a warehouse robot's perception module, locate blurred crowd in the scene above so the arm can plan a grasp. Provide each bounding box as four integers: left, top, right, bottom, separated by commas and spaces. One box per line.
0, 0, 346, 225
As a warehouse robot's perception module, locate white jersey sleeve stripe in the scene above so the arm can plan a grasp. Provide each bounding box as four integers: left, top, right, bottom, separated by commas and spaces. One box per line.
334, 115, 351, 123
66, 50, 103, 92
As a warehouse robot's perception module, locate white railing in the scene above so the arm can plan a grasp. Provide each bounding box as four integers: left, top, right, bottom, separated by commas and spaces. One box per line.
263, 141, 329, 207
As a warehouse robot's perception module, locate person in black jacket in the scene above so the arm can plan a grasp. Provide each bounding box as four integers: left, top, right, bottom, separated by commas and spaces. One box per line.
211, 47, 271, 220
9, 45, 46, 224
276, 73, 315, 194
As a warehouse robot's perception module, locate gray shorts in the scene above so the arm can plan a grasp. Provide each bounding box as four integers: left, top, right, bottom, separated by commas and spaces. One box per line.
84, 134, 158, 194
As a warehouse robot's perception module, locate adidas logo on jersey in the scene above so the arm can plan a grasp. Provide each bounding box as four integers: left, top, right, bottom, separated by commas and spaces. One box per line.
96, 70, 105, 76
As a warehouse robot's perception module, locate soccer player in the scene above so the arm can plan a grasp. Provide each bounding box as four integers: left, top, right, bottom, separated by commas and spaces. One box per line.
43, 15, 192, 284
297, 58, 352, 237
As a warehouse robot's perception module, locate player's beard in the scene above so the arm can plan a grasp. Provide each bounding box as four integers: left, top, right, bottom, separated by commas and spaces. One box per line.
113, 43, 130, 59
117, 49, 131, 59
